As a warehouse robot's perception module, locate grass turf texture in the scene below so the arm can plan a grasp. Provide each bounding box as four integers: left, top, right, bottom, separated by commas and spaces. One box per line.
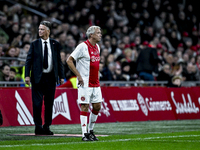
0, 120, 200, 150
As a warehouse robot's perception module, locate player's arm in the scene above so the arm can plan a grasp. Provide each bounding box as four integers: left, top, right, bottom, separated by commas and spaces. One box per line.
67, 56, 84, 87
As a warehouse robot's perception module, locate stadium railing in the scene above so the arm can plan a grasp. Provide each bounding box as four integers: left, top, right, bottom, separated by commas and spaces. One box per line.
0, 81, 200, 87
1, 57, 200, 87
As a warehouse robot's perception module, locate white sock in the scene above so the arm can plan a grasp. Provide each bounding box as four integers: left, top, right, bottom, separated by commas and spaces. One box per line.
80, 111, 87, 137
88, 111, 98, 133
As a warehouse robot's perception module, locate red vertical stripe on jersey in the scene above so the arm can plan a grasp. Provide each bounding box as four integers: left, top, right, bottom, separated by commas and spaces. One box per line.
84, 40, 100, 87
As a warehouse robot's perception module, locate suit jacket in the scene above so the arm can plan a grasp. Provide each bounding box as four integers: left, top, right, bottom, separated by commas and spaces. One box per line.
25, 38, 64, 84
136, 47, 159, 74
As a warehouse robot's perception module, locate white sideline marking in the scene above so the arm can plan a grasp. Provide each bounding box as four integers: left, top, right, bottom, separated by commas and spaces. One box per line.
0, 134, 200, 148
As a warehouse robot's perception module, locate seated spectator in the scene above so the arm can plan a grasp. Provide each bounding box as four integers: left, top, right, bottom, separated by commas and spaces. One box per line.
0, 44, 5, 67
157, 63, 172, 81
100, 62, 113, 81
18, 42, 30, 62
182, 62, 198, 81
9, 68, 17, 81
167, 75, 182, 87
4, 46, 19, 66
195, 55, 200, 80
121, 61, 131, 81
8, 67, 24, 87
8, 68, 17, 87
113, 63, 123, 81
0, 63, 10, 82
171, 63, 183, 77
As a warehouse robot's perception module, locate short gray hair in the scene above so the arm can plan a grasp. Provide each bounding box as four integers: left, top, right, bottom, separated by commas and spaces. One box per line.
40, 21, 51, 31
86, 26, 101, 38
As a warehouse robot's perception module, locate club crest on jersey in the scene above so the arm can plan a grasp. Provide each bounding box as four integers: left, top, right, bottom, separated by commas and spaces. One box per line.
91, 56, 100, 62
81, 96, 85, 101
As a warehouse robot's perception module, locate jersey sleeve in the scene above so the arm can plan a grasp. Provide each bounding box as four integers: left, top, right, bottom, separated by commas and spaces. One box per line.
70, 43, 85, 60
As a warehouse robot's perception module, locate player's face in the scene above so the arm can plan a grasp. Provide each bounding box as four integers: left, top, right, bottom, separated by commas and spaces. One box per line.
38, 24, 50, 40
93, 28, 102, 42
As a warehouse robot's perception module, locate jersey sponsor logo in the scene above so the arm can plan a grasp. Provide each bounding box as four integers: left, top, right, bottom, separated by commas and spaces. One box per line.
15, 91, 34, 125
93, 51, 99, 55
91, 56, 100, 62
52, 92, 71, 120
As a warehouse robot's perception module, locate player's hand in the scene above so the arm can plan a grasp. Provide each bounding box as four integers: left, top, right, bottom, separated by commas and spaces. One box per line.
77, 76, 84, 87
60, 79, 64, 85
25, 77, 30, 86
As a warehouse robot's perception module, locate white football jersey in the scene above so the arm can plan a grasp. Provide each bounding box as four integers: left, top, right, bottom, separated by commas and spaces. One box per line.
70, 40, 100, 87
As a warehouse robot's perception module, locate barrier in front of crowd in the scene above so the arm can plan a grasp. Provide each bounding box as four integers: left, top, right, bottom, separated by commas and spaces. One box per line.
1, 81, 200, 87
0, 86, 200, 127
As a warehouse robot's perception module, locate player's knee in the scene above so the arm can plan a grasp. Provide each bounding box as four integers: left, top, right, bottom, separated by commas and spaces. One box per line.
93, 103, 101, 111
81, 104, 89, 112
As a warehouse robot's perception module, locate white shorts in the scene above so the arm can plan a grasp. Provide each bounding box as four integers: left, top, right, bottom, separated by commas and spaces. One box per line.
78, 87, 103, 104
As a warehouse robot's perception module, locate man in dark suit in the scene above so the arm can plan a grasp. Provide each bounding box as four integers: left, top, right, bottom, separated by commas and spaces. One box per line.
136, 47, 159, 81
25, 21, 64, 135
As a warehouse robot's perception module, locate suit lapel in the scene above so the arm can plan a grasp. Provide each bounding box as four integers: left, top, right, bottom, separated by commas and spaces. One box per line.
50, 39, 54, 56
39, 39, 43, 63
50, 39, 55, 65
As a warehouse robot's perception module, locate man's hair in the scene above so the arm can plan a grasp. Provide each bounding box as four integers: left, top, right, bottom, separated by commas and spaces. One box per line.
10, 68, 16, 73
172, 75, 182, 82
0, 63, 10, 70
40, 21, 51, 31
86, 26, 101, 38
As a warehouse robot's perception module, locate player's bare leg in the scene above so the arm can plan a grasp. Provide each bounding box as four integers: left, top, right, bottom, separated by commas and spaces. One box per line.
88, 102, 101, 141
80, 104, 93, 141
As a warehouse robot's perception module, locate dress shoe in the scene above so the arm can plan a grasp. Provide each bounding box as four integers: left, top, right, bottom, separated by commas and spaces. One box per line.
43, 125, 54, 135
35, 128, 45, 135
44, 129, 54, 135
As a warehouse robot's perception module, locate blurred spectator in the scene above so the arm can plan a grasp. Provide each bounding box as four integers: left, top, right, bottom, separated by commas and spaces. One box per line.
167, 75, 182, 87
182, 62, 198, 81
0, 44, 5, 67
100, 61, 113, 81
8, 67, 22, 87
66, 38, 76, 54
157, 63, 172, 81
9, 68, 17, 81
6, 24, 20, 44
121, 61, 131, 81
136, 47, 159, 81
112, 9, 129, 27
4, 46, 19, 66
0, 0, 200, 86
60, 50, 69, 80
171, 63, 183, 77
18, 42, 30, 62
113, 63, 123, 81
0, 63, 10, 82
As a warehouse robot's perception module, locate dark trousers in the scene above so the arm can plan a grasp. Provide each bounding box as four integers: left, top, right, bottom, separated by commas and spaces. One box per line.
31, 71, 56, 130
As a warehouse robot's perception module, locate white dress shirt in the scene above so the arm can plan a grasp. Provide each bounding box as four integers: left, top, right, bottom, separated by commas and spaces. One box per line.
41, 38, 53, 73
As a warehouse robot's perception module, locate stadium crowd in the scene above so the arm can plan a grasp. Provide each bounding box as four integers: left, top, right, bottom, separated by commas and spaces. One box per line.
0, 0, 199, 87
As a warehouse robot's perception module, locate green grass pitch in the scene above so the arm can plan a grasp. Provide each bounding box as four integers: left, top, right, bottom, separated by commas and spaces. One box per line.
0, 120, 200, 150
